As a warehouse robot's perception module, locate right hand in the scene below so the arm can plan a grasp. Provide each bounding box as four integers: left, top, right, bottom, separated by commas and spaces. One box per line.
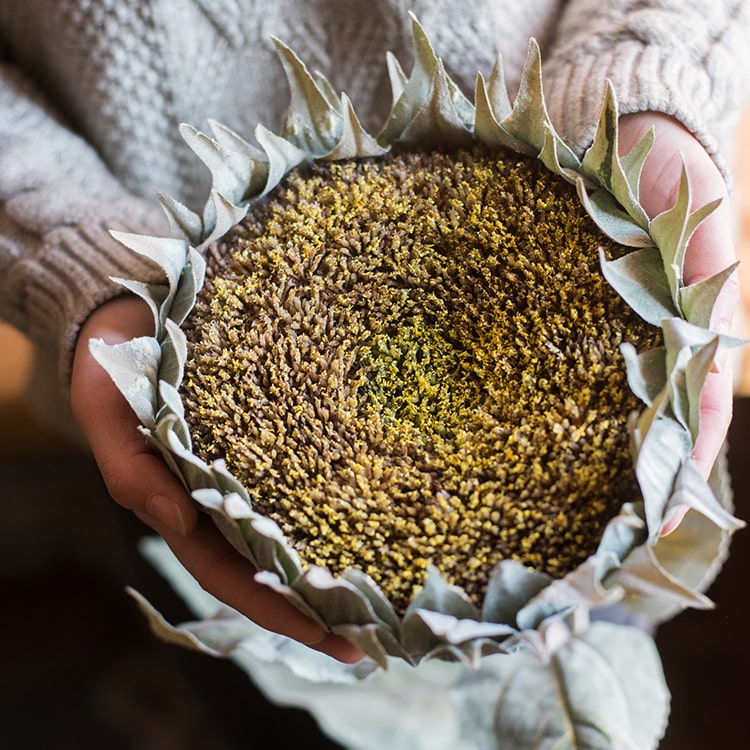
618, 112, 740, 477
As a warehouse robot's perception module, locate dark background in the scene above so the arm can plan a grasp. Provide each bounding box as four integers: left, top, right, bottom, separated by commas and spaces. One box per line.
1, 400, 748, 750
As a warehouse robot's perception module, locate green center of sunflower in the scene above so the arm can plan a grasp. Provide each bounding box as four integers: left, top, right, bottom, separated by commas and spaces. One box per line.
358, 316, 484, 442
183, 145, 659, 614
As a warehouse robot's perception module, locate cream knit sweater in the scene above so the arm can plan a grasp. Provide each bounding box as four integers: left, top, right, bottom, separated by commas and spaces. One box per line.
1, 0, 749, 388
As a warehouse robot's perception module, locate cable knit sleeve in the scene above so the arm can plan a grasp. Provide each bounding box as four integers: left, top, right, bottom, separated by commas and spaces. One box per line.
0, 62, 167, 385
542, 0, 750, 176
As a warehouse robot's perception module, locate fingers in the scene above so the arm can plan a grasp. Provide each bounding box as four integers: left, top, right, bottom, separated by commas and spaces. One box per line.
71, 296, 199, 535
146, 513, 364, 663
619, 112, 735, 284
71, 296, 364, 663
619, 113, 739, 478
691, 367, 734, 477
79, 372, 198, 535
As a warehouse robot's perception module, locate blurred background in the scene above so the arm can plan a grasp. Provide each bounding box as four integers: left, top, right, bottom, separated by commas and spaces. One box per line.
2, 110, 750, 748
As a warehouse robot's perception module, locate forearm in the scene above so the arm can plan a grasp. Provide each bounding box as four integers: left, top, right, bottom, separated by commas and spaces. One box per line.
0, 62, 166, 386
543, 0, 750, 176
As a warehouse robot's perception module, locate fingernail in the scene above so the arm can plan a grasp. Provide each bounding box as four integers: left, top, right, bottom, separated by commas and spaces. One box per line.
711, 345, 730, 374
709, 319, 731, 374
305, 630, 328, 646
146, 493, 189, 535
709, 280, 738, 336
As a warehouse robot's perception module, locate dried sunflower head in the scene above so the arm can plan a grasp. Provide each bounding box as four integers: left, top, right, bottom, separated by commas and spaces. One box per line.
183, 144, 660, 618
93, 14, 744, 749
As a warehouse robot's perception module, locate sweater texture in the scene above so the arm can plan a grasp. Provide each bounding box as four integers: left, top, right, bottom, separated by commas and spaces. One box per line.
1, 0, 749, 389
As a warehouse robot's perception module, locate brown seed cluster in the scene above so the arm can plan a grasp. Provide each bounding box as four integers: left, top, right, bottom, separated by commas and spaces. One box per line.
182, 146, 660, 614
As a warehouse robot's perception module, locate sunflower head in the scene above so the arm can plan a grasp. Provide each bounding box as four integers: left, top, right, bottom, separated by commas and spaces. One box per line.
182, 143, 664, 618
91, 15, 742, 743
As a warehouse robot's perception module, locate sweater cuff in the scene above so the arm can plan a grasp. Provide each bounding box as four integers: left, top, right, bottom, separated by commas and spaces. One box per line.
542, 5, 750, 186
544, 46, 730, 183
0, 201, 168, 389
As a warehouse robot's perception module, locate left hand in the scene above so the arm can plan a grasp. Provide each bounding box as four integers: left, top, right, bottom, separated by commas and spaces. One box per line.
71, 295, 364, 663
617, 112, 740, 480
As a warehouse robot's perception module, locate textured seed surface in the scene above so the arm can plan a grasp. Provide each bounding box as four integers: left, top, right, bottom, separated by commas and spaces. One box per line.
182, 146, 659, 614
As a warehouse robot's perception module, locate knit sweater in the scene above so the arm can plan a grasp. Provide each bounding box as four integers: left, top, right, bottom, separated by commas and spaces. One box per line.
1, 0, 749, 389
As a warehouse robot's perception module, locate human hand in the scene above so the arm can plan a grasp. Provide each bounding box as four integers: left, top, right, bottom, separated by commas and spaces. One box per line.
71, 295, 363, 663
617, 112, 740, 480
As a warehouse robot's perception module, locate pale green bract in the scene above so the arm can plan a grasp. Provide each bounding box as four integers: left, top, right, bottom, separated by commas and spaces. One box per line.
92, 14, 744, 749
132, 536, 671, 750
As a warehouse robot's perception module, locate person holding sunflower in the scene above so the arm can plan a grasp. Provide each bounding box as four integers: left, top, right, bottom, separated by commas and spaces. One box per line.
0, 0, 747, 667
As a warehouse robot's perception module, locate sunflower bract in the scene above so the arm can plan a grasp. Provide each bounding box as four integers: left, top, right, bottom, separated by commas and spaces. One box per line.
182, 145, 659, 614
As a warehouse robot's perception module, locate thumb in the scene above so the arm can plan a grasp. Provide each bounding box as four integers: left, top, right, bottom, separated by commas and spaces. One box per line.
71, 296, 199, 535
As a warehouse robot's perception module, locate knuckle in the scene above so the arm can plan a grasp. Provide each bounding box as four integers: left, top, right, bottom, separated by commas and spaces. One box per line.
720, 273, 741, 309
98, 461, 136, 510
